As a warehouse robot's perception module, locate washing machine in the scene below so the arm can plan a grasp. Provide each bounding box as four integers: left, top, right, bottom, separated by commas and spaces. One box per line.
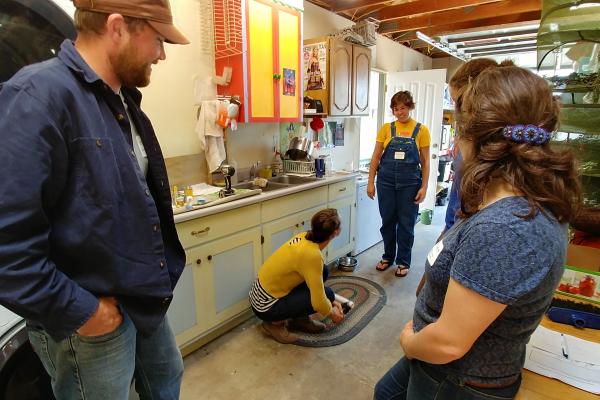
0, 1, 75, 398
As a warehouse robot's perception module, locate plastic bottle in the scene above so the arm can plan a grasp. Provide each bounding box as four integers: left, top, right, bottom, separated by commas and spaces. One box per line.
272, 151, 283, 176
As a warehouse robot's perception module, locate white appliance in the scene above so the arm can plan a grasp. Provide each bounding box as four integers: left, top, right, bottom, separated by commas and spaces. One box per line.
352, 176, 382, 255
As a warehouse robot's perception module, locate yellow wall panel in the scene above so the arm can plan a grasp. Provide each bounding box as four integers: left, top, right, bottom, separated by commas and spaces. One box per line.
248, 0, 274, 118
278, 9, 299, 119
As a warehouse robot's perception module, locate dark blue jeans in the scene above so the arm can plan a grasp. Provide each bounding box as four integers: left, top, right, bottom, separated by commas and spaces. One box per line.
374, 358, 521, 400
376, 181, 420, 268
253, 265, 335, 321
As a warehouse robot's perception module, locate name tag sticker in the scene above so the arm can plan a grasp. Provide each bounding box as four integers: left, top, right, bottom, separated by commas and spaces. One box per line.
394, 151, 405, 160
427, 240, 444, 266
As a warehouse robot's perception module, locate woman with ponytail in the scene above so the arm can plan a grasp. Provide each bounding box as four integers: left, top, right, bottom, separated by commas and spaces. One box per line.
250, 208, 345, 343
375, 66, 582, 399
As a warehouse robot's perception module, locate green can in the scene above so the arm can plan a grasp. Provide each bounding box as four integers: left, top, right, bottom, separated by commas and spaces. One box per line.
421, 209, 433, 225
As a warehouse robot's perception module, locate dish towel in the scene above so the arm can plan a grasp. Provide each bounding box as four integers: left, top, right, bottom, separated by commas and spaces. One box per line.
196, 100, 226, 172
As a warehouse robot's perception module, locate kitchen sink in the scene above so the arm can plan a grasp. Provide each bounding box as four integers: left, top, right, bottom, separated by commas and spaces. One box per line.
233, 181, 288, 192
267, 175, 318, 185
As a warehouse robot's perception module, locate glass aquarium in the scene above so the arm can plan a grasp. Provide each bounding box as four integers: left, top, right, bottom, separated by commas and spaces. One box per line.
538, 1, 600, 209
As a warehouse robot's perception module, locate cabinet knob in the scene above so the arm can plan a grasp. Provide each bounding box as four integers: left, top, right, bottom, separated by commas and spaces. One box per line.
207, 255, 213, 261
301, 221, 305, 225
196, 259, 201, 265
191, 227, 210, 236
339, 187, 347, 192
295, 223, 299, 228
273, 73, 281, 80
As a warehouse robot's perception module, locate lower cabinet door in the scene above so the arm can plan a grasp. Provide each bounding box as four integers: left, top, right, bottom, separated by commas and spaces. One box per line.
262, 205, 326, 260
262, 213, 299, 261
196, 226, 262, 326
327, 196, 356, 262
167, 246, 210, 347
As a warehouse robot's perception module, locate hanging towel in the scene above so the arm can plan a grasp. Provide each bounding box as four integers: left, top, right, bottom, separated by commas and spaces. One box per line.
196, 100, 227, 172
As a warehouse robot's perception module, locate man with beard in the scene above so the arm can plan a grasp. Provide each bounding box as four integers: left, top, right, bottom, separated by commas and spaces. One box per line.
0, 1, 189, 398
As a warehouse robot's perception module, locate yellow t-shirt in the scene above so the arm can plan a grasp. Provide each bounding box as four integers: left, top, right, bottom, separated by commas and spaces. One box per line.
257, 232, 332, 316
376, 119, 431, 150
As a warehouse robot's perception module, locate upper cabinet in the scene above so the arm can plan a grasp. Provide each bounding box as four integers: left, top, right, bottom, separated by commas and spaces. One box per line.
352, 44, 371, 116
304, 37, 371, 117
214, 0, 302, 123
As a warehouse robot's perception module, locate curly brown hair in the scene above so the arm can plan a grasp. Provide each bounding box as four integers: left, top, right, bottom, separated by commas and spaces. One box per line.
456, 65, 582, 223
450, 59, 514, 92
390, 91, 415, 109
306, 208, 341, 243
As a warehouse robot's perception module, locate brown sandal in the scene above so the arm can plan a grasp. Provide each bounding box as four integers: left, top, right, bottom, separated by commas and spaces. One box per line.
395, 266, 409, 277
376, 260, 392, 271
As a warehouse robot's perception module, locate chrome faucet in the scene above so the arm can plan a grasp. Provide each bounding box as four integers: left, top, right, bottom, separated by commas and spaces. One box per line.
249, 161, 260, 180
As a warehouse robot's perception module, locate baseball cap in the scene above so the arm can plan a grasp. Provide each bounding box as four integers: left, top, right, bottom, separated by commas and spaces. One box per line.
73, 0, 190, 45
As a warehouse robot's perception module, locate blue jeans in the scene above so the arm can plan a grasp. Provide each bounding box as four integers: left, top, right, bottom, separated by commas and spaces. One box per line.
376, 180, 420, 268
253, 265, 335, 322
27, 312, 183, 400
374, 357, 521, 400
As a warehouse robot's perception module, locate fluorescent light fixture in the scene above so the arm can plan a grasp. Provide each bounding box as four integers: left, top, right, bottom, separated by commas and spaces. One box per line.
570, 2, 600, 11
416, 31, 469, 61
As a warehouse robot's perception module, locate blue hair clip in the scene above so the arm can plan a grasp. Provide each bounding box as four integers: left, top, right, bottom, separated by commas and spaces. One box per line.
502, 124, 549, 145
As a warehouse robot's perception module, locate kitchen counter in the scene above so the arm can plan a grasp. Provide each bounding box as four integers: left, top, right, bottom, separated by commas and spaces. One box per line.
174, 172, 359, 223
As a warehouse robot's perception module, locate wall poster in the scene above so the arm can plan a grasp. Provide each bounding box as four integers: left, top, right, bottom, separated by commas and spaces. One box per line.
303, 42, 327, 91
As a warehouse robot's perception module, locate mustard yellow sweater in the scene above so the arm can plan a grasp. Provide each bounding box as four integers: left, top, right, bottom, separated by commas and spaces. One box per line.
258, 232, 332, 316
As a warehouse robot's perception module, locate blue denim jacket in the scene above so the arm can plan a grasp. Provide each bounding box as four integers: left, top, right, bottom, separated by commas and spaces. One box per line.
0, 41, 185, 340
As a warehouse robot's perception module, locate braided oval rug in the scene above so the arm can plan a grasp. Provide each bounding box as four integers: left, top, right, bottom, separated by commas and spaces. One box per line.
293, 275, 386, 347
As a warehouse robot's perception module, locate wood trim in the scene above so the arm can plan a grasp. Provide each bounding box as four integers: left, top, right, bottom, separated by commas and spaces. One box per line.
331, 0, 393, 13
272, 4, 280, 120
387, 11, 541, 39
378, 0, 541, 34
371, 0, 503, 21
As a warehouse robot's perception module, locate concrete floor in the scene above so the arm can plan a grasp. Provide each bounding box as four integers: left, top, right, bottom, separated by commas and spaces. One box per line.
180, 205, 447, 400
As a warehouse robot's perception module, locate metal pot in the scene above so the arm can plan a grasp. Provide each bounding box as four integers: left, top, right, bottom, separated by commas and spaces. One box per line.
337, 256, 358, 272
285, 136, 313, 161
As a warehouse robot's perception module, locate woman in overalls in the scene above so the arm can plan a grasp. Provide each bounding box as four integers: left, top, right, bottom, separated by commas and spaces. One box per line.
367, 91, 430, 277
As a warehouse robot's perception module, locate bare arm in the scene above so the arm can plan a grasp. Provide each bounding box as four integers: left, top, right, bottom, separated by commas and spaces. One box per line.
367, 141, 384, 199
414, 146, 430, 203
400, 278, 506, 364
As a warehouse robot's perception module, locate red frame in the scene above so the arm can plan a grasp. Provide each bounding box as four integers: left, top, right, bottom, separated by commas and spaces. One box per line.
244, 0, 301, 123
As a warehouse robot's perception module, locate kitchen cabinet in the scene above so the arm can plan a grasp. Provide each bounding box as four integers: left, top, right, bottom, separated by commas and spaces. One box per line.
325, 180, 356, 261
193, 227, 262, 328
304, 37, 371, 117
170, 204, 261, 351
352, 44, 371, 116
170, 177, 357, 352
166, 246, 210, 346
262, 206, 325, 260
214, 0, 302, 123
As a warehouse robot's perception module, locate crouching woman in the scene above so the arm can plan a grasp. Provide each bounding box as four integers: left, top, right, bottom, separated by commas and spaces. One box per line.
250, 208, 345, 343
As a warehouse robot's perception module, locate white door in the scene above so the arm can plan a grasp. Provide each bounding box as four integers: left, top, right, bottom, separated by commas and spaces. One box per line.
384, 69, 446, 213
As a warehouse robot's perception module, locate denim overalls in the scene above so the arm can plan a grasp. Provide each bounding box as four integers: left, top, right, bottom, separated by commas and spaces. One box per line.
376, 121, 422, 268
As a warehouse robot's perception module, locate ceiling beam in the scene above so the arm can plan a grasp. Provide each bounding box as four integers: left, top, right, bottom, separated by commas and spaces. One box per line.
449, 28, 539, 43
458, 37, 537, 49
378, 0, 541, 34
385, 10, 541, 40
332, 0, 394, 13
371, 0, 502, 22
